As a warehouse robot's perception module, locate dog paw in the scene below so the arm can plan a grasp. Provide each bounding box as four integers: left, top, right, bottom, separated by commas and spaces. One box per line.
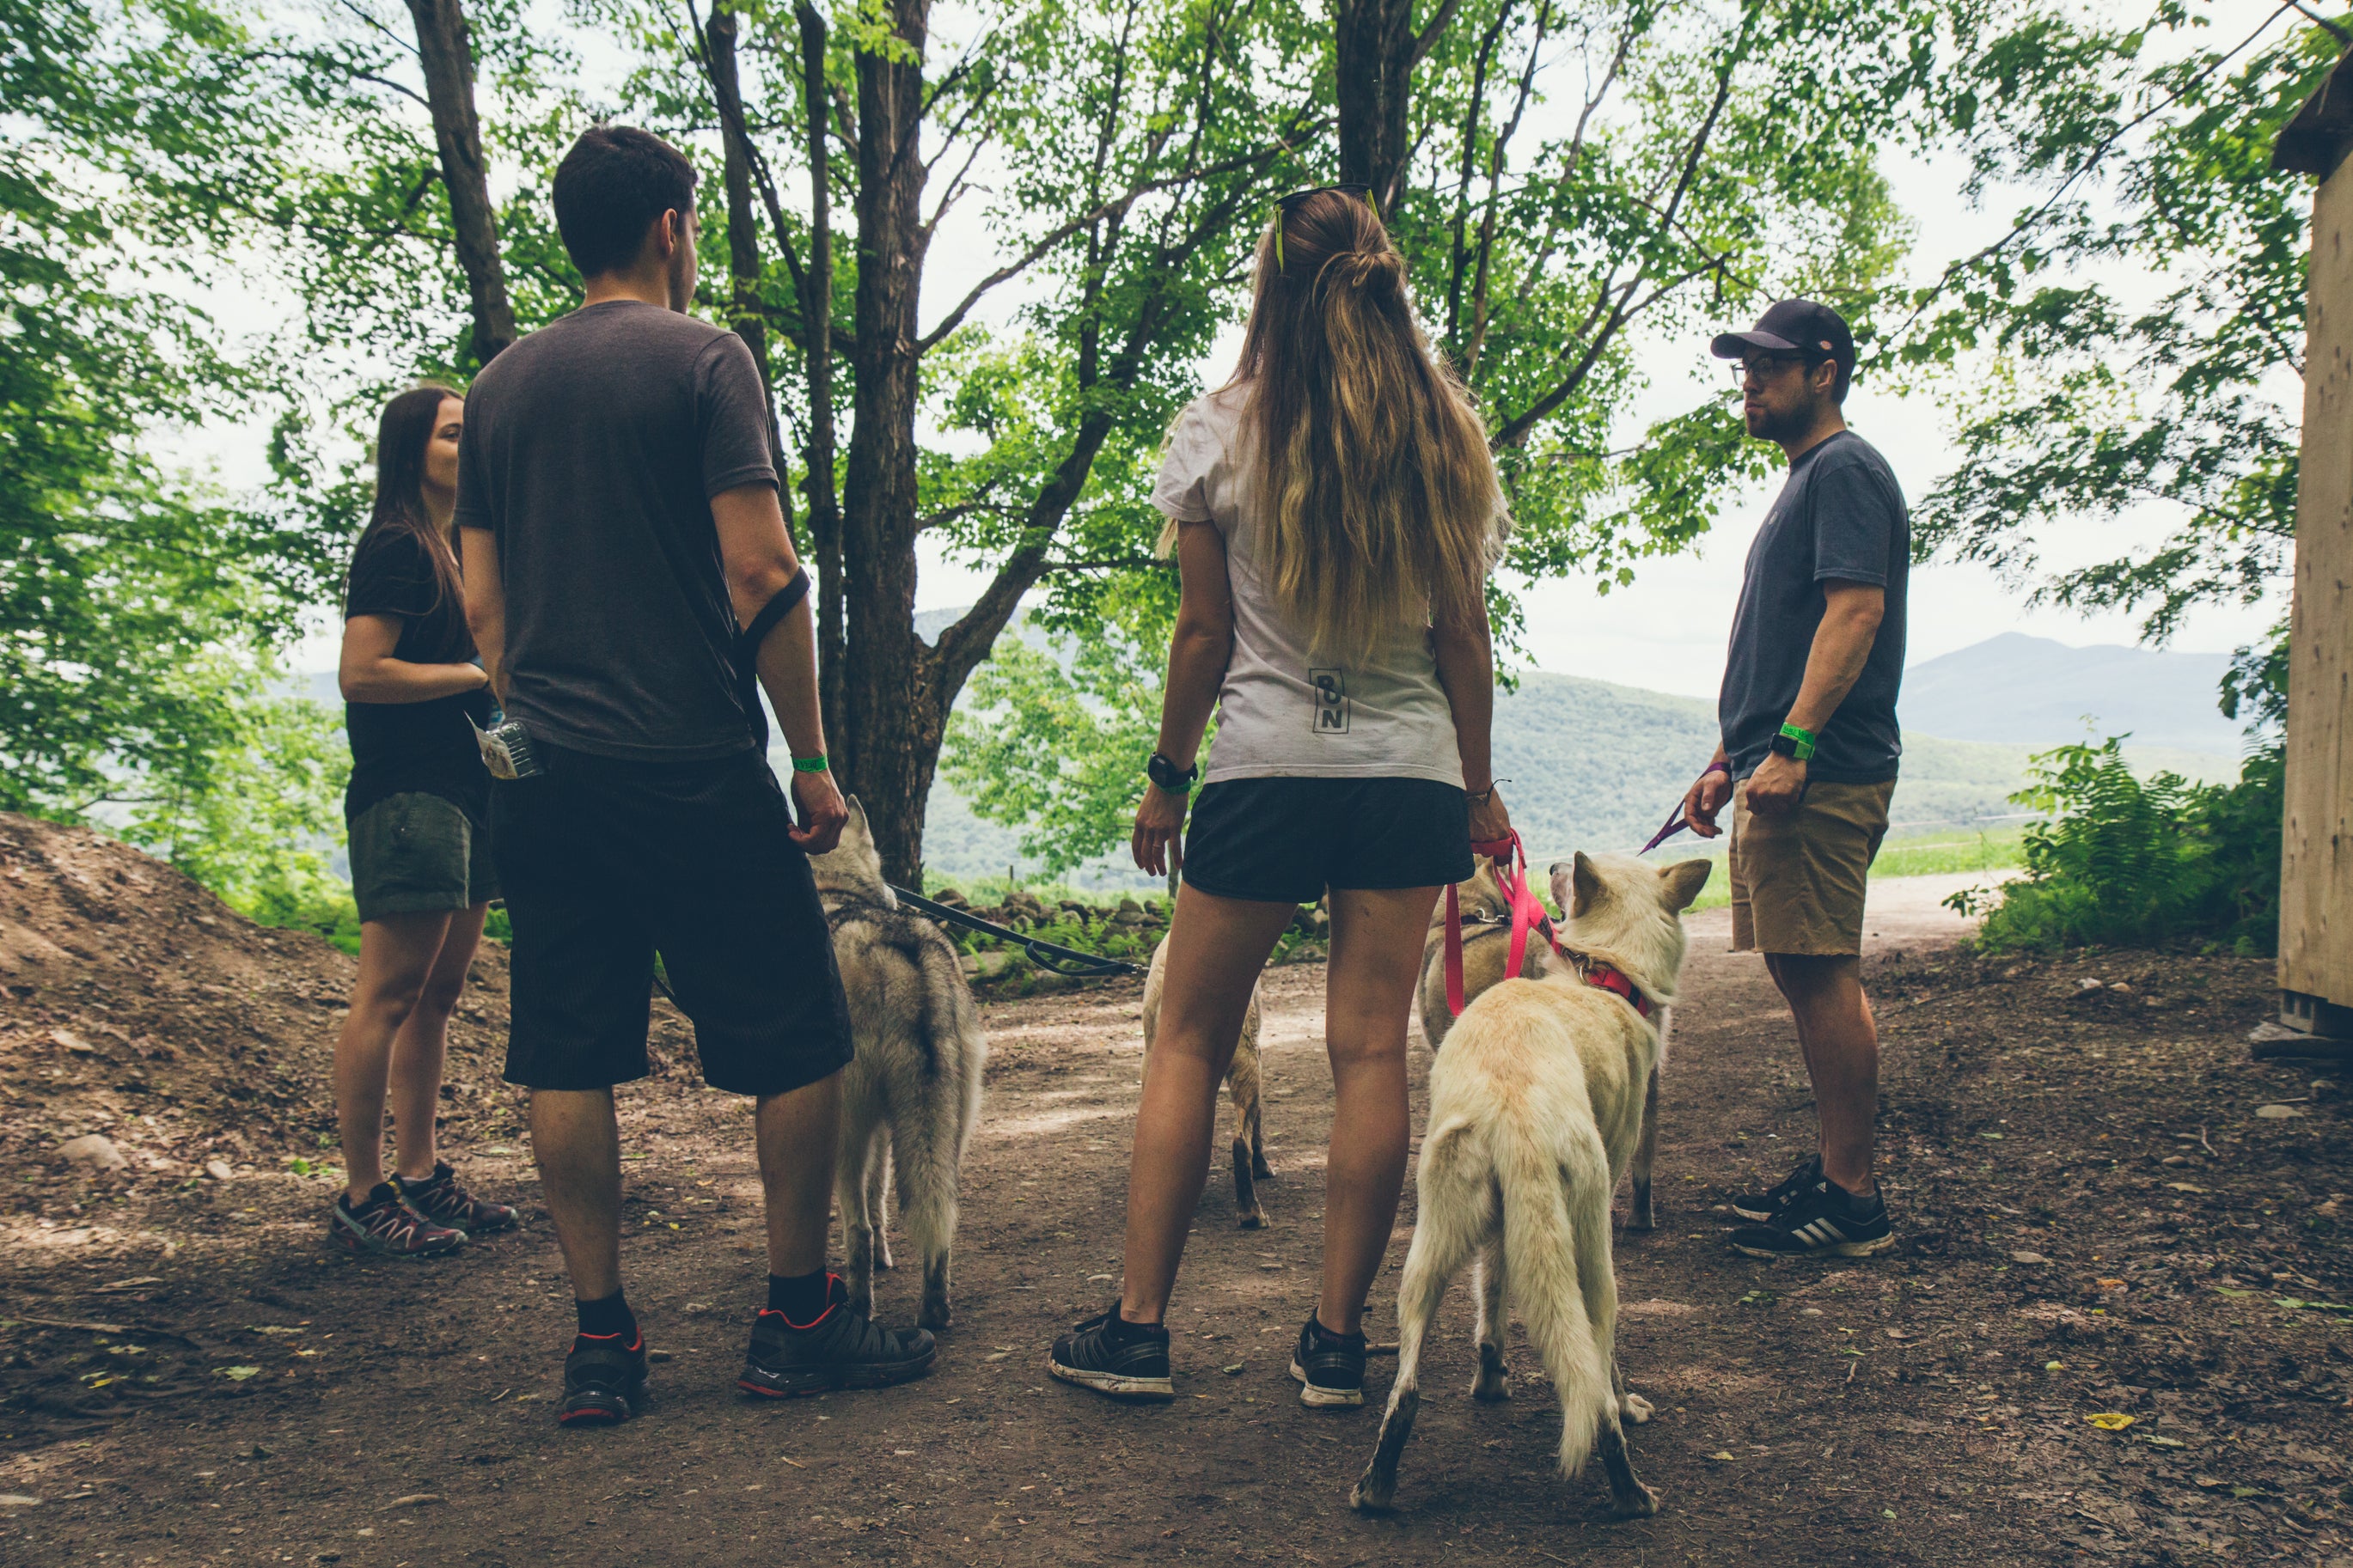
1252, 1156, 1274, 1179
1610, 1481, 1661, 1519
1621, 1393, 1653, 1425
1348, 1476, 1395, 1514
1237, 1209, 1267, 1229
1471, 1372, 1510, 1403
919, 1303, 952, 1332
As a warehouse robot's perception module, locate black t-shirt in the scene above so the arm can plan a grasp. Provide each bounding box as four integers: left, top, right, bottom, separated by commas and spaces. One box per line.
453, 300, 779, 761
1718, 430, 1910, 784
342, 527, 494, 825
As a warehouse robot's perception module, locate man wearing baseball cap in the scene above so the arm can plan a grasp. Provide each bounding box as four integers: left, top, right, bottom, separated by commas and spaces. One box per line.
1681, 298, 1907, 1260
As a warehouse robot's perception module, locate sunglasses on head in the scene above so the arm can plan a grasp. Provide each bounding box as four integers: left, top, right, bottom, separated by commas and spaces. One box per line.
1274, 183, 1378, 268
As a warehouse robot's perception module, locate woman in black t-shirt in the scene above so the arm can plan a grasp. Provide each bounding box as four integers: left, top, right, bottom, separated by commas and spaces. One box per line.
328, 385, 516, 1257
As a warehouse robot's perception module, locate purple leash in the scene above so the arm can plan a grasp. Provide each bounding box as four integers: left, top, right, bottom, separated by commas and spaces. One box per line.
1638, 761, 1730, 854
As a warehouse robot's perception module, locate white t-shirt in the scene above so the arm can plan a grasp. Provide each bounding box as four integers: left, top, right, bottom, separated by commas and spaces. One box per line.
1150, 387, 1468, 788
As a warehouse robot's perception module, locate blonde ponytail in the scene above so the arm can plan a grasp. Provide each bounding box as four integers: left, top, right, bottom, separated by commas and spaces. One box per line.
1226, 189, 1502, 663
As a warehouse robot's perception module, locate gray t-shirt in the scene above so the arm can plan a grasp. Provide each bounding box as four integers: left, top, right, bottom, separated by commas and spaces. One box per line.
1150, 387, 1480, 788
1718, 430, 1909, 784
454, 300, 777, 761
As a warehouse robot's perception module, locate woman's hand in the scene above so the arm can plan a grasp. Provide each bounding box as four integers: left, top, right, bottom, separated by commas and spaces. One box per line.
1132, 783, 1189, 877
1467, 784, 1512, 854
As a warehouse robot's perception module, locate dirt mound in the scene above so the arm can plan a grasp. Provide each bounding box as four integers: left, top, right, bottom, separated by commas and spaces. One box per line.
0, 813, 528, 1195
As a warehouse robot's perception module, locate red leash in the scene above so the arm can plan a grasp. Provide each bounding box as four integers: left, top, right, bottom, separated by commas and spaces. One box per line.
1442, 832, 1655, 1022
1444, 833, 1562, 1018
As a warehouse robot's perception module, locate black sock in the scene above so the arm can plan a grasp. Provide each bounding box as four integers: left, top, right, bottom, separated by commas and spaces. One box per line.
767, 1271, 829, 1322
576, 1290, 636, 1340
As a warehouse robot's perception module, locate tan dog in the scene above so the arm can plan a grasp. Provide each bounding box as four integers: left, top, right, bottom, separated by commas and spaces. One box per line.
810, 799, 988, 1329
1417, 859, 1671, 1235
1141, 937, 1271, 1227
1353, 851, 1711, 1519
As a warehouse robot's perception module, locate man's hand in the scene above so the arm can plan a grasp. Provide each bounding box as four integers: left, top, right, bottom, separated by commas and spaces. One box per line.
1744, 752, 1807, 816
1684, 764, 1733, 839
789, 769, 850, 855
1132, 784, 1188, 877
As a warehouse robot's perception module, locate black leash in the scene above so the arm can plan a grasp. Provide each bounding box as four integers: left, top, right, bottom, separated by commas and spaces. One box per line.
888, 885, 1149, 978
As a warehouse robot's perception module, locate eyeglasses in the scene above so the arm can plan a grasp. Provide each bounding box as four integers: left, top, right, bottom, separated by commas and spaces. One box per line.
1727, 354, 1815, 387
1274, 184, 1378, 268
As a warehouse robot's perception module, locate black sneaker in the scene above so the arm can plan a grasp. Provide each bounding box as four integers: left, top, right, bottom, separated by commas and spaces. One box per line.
1729, 1153, 1822, 1223
559, 1330, 648, 1426
737, 1275, 936, 1399
1289, 1314, 1366, 1408
395, 1161, 518, 1235
1729, 1177, 1893, 1259
329, 1184, 465, 1258
1048, 1305, 1173, 1402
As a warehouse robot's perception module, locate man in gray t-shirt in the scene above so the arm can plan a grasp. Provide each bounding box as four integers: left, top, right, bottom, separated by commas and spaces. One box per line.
1678, 298, 1904, 1263
457, 125, 933, 1427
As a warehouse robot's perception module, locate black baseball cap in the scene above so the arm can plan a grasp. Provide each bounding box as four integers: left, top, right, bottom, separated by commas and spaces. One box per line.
1710, 298, 1855, 373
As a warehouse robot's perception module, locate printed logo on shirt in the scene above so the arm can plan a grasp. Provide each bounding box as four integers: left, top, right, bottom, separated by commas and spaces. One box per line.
1310, 669, 1350, 735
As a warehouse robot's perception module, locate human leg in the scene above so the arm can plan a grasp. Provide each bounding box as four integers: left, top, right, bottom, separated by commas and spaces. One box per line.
1768, 953, 1879, 1195
387, 902, 486, 1182
336, 910, 455, 1204
530, 1089, 625, 1301
758, 1069, 846, 1278
1316, 882, 1440, 1338
1117, 882, 1296, 1326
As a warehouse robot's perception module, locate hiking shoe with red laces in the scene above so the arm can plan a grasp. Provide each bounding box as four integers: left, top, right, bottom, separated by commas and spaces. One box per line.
395, 1160, 518, 1235
738, 1275, 936, 1399
330, 1183, 465, 1258
560, 1330, 649, 1426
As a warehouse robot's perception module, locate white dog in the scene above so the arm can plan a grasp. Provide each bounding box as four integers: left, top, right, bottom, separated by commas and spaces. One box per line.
1141, 937, 1272, 1227
809, 800, 988, 1330
1352, 851, 1710, 1518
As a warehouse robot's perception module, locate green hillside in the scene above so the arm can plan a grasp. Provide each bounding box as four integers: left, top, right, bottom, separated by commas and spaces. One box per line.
915, 667, 2244, 888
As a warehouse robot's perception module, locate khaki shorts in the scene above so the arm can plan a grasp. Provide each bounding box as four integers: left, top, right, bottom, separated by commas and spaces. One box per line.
1727, 778, 1895, 956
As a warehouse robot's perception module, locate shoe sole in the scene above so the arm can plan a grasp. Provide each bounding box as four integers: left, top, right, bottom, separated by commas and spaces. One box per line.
330, 1225, 464, 1259
1729, 1232, 1895, 1260
1046, 1359, 1174, 1402
558, 1379, 645, 1426
737, 1348, 938, 1400
1728, 1203, 1775, 1223
1289, 1358, 1365, 1408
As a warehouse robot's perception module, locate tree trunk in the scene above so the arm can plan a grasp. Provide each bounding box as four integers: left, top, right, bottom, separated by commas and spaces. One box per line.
840, 0, 936, 886
704, 2, 779, 455
798, 1, 848, 758
1332, 0, 1415, 216
405, 0, 516, 363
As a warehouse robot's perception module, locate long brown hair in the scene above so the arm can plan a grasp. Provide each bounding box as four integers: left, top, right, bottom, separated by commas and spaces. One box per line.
1228, 190, 1501, 662
351, 383, 464, 616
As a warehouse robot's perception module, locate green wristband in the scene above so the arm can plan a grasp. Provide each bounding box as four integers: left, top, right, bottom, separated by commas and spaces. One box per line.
1776, 722, 1817, 762
791, 754, 830, 774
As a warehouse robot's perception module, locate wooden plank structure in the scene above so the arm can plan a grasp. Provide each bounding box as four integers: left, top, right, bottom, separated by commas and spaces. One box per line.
2275, 49, 2353, 1040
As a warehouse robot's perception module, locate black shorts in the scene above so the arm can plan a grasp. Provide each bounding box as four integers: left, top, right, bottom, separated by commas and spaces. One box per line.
1179, 776, 1474, 905
490, 742, 854, 1096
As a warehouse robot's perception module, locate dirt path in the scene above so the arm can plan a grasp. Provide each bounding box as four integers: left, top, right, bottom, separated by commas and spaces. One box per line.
3, 876, 2347, 1566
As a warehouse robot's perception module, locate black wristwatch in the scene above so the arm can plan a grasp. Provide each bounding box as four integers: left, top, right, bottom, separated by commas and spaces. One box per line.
1146, 752, 1199, 794
1768, 731, 1803, 760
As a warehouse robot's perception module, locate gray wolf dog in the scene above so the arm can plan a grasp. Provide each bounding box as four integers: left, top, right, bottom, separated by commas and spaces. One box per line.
809, 799, 987, 1330
1141, 937, 1272, 1227
1418, 859, 1672, 1235
1354, 851, 1711, 1518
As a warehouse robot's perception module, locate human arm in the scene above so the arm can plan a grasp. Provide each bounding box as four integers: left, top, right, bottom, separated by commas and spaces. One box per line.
458, 526, 506, 705
337, 613, 490, 704
1742, 580, 1885, 815
1132, 519, 1233, 877
710, 481, 846, 854
1430, 590, 1511, 850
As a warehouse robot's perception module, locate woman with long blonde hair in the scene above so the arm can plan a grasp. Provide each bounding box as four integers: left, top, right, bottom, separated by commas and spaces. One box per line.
1050, 186, 1511, 1406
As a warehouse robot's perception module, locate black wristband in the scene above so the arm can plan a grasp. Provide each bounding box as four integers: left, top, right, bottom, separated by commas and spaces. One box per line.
1146, 752, 1198, 793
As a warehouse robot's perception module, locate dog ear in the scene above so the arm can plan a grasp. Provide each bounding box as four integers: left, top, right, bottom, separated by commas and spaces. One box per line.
1568, 851, 1606, 918
842, 795, 872, 851
1659, 857, 1712, 913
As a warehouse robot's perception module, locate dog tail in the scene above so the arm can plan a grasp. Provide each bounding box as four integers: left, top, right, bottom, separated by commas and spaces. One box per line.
1495, 1125, 1616, 1480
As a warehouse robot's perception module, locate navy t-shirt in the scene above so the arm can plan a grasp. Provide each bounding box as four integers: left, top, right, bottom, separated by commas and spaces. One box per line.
1718, 430, 1909, 784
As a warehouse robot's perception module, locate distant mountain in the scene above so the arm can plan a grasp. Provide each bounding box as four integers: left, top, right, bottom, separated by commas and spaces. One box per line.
1901, 632, 2245, 754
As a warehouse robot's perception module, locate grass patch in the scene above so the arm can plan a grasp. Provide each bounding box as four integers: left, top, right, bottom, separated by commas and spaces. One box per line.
1677, 825, 2027, 913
